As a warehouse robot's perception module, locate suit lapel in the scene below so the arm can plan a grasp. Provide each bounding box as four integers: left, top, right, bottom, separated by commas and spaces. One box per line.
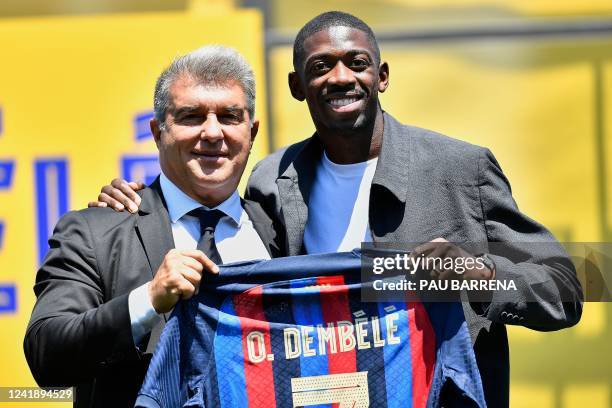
370, 113, 416, 243
134, 178, 175, 278
277, 137, 322, 256
371, 113, 412, 207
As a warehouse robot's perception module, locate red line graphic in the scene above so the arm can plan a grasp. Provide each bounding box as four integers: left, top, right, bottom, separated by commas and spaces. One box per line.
233, 286, 278, 408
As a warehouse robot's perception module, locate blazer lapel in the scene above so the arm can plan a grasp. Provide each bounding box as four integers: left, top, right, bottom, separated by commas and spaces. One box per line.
134, 178, 175, 278
276, 137, 322, 256
371, 112, 412, 207
370, 112, 416, 243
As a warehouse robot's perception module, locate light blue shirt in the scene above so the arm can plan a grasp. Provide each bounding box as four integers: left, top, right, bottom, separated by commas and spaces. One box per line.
129, 172, 270, 345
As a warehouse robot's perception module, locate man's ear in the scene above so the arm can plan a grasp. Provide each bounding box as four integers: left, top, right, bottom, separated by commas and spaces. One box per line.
288, 72, 305, 101
250, 119, 259, 147
150, 119, 162, 147
378, 61, 389, 93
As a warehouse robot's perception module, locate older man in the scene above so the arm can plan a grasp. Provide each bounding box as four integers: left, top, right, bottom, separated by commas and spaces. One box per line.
24, 46, 279, 408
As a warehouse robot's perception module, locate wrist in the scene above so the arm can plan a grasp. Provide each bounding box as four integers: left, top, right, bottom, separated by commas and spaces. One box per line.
147, 282, 161, 314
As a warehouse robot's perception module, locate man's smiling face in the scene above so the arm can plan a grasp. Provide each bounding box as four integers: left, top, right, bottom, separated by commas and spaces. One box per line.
291, 26, 388, 133
152, 75, 258, 206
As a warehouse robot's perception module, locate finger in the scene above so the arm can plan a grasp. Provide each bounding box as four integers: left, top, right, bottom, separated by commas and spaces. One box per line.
179, 267, 202, 287
180, 256, 204, 273
97, 192, 125, 211
101, 183, 131, 202
182, 250, 219, 274
127, 184, 143, 207
422, 244, 449, 260
115, 180, 141, 212
87, 201, 108, 208
107, 180, 140, 213
110, 178, 128, 189
104, 187, 136, 213
128, 181, 146, 191
176, 280, 196, 300
413, 238, 447, 256
422, 239, 457, 260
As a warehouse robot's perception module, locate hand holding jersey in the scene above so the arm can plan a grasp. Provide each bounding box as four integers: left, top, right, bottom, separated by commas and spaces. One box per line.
149, 249, 219, 314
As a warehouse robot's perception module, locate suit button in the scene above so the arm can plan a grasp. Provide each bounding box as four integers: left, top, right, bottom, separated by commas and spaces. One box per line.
500, 311, 508, 319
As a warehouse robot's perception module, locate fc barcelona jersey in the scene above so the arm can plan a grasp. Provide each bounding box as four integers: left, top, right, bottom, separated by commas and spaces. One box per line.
136, 250, 486, 408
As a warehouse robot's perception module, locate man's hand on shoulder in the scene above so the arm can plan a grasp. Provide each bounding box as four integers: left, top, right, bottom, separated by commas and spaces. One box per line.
88, 178, 144, 213
149, 249, 219, 314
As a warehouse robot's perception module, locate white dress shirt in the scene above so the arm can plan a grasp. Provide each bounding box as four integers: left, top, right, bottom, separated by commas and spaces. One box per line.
129, 172, 270, 345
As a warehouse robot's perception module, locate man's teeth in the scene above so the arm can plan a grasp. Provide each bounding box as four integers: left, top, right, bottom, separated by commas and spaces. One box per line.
329, 97, 358, 107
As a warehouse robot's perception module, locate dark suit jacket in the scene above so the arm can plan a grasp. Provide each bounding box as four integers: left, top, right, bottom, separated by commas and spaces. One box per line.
24, 179, 279, 408
245, 112, 583, 407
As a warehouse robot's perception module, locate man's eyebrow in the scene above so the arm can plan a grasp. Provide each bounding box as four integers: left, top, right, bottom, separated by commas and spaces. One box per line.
172, 106, 200, 116
222, 105, 246, 115
305, 49, 374, 66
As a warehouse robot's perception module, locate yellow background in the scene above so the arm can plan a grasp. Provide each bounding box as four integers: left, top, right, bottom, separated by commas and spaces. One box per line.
0, 0, 611, 407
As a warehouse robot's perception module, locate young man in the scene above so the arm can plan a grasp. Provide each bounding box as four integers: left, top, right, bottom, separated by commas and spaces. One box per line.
96, 12, 582, 407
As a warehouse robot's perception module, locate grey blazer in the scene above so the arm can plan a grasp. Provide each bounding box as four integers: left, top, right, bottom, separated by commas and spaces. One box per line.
24, 178, 279, 408
245, 112, 583, 407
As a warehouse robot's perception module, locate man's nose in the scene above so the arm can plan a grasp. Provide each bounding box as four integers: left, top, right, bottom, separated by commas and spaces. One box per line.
327, 61, 355, 86
201, 114, 223, 141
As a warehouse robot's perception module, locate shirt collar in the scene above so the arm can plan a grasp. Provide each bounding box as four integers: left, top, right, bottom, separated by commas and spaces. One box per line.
159, 172, 242, 225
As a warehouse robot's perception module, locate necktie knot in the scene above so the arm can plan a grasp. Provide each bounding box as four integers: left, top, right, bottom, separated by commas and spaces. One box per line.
188, 208, 225, 233
187, 208, 224, 264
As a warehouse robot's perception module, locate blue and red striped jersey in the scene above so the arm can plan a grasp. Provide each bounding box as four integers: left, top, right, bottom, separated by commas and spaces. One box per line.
136, 250, 486, 408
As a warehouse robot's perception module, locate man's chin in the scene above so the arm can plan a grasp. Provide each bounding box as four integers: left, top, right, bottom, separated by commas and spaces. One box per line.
192, 176, 229, 190
324, 114, 368, 133
186, 179, 236, 206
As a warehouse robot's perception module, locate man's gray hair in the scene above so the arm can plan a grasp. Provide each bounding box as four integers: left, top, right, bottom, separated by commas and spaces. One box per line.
154, 45, 256, 128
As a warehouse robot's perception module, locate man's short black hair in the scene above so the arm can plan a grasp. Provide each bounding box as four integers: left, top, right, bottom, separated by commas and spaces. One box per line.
293, 11, 380, 73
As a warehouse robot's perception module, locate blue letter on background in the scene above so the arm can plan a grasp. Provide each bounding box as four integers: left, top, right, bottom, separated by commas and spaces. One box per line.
35, 159, 69, 265
0, 160, 15, 254
0, 222, 4, 252
134, 111, 155, 141
0, 161, 15, 189
122, 155, 160, 186
0, 284, 17, 314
